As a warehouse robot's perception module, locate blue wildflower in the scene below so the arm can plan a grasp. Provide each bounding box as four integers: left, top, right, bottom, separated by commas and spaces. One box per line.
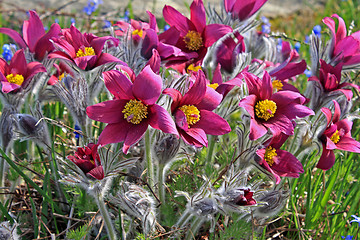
2, 44, 17, 61
313, 25, 321, 36
342, 236, 353, 240
104, 20, 111, 28
350, 215, 360, 227
71, 18, 76, 25
74, 124, 82, 139
304, 35, 310, 44
83, 0, 103, 16
164, 24, 170, 31
304, 69, 312, 77
261, 16, 270, 26
261, 24, 271, 34
55, 18, 59, 24
294, 42, 301, 52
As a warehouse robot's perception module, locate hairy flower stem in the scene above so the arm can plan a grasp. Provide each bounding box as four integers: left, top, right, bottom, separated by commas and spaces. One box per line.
145, 129, 154, 188
158, 163, 166, 205
95, 195, 117, 240
186, 216, 204, 240
206, 135, 216, 168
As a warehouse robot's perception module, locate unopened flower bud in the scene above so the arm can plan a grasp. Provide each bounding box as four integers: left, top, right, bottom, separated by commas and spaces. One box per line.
253, 189, 289, 219
154, 134, 180, 165
193, 197, 218, 216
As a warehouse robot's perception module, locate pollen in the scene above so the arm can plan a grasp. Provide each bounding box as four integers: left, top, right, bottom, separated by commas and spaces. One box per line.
76, 47, 95, 58
183, 31, 203, 51
6, 74, 24, 86
122, 99, 148, 124
132, 29, 143, 38
272, 80, 283, 91
264, 146, 277, 166
330, 130, 341, 144
187, 64, 202, 72
207, 83, 219, 90
179, 105, 200, 126
58, 73, 65, 81
255, 99, 277, 121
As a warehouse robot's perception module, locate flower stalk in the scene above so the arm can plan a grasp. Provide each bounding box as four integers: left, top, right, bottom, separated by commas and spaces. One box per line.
95, 194, 117, 240
145, 129, 154, 189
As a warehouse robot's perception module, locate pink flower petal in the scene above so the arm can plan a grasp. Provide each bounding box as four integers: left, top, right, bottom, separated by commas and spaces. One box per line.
123, 121, 149, 154
316, 145, 335, 170
203, 24, 232, 47
190, 0, 206, 33
87, 166, 104, 180
0, 28, 27, 49
181, 127, 208, 147
86, 99, 126, 123
34, 23, 61, 60
163, 5, 192, 36
98, 121, 129, 146
249, 118, 268, 140
103, 70, 134, 99
181, 70, 206, 106
149, 104, 178, 135
193, 110, 231, 135
163, 88, 183, 112
133, 66, 162, 105
196, 86, 222, 111
336, 136, 360, 153
22, 11, 45, 52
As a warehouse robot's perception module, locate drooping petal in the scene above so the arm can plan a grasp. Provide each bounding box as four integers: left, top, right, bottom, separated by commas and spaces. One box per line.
86, 99, 126, 123
0, 28, 27, 49
87, 166, 104, 180
272, 149, 304, 178
24, 61, 47, 86
149, 104, 178, 135
98, 121, 129, 146
123, 121, 149, 154
203, 24, 232, 47
174, 108, 189, 131
249, 118, 268, 140
133, 66, 162, 105
316, 145, 335, 170
146, 49, 161, 74
103, 70, 134, 99
193, 110, 231, 135
1, 81, 21, 93
182, 127, 208, 147
96, 52, 126, 68
336, 136, 360, 153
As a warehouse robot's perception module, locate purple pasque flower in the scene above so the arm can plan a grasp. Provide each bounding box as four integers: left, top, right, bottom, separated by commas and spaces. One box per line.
160, 0, 232, 68
215, 32, 246, 74
308, 60, 359, 101
256, 133, 304, 184
67, 143, 104, 180
239, 71, 314, 140
0, 11, 61, 61
0, 49, 46, 93
323, 14, 360, 66
224, 0, 268, 21
208, 64, 243, 97
317, 100, 360, 170
163, 70, 231, 147
86, 66, 178, 154
48, 25, 123, 71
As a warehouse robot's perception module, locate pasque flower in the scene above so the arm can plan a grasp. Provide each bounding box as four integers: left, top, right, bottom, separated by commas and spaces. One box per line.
317, 100, 360, 170
67, 143, 104, 180
0, 11, 61, 61
49, 25, 123, 71
256, 133, 304, 184
160, 0, 232, 67
163, 70, 231, 147
0, 49, 46, 93
323, 14, 360, 66
308, 60, 359, 101
224, 0, 268, 21
239, 71, 314, 140
86, 66, 178, 153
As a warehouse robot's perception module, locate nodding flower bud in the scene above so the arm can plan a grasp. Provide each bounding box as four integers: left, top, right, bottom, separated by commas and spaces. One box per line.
110, 182, 156, 235
13, 114, 39, 136
192, 197, 218, 217
253, 189, 289, 219
154, 134, 180, 165
224, 188, 257, 206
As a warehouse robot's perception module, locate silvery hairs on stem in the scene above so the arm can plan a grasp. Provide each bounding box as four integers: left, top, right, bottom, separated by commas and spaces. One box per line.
109, 182, 157, 236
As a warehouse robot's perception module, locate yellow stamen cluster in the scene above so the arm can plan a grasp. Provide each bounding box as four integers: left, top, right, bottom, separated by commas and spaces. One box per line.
6, 74, 24, 86
76, 47, 95, 58
187, 64, 202, 72
330, 130, 341, 144
272, 80, 283, 91
207, 83, 219, 90
58, 73, 65, 81
264, 146, 277, 166
132, 29, 143, 38
179, 105, 200, 126
122, 99, 148, 124
255, 99, 277, 121
183, 31, 203, 51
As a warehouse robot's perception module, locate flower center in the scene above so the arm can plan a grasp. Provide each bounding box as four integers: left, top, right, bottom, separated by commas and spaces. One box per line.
122, 99, 148, 124
187, 64, 202, 72
58, 73, 65, 81
272, 80, 283, 91
6, 74, 24, 86
132, 29, 143, 38
330, 130, 341, 144
207, 83, 219, 90
264, 146, 277, 166
76, 47, 95, 58
255, 99, 277, 121
179, 105, 200, 126
183, 31, 203, 51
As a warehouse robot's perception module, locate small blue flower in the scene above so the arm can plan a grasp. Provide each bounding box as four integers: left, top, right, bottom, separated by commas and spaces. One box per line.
83, 0, 103, 15
304, 69, 312, 77
261, 16, 270, 26
74, 124, 82, 139
71, 18, 76, 25
164, 24, 170, 31
313, 25, 322, 36
2, 44, 17, 61
294, 42, 301, 52
261, 24, 271, 34
55, 18, 59, 24
104, 20, 112, 28
342, 235, 353, 240
304, 35, 310, 44
350, 215, 360, 227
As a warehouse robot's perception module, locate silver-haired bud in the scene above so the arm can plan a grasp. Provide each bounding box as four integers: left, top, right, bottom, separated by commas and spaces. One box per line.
110, 182, 156, 235
253, 189, 289, 219
192, 197, 218, 217
154, 134, 180, 165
